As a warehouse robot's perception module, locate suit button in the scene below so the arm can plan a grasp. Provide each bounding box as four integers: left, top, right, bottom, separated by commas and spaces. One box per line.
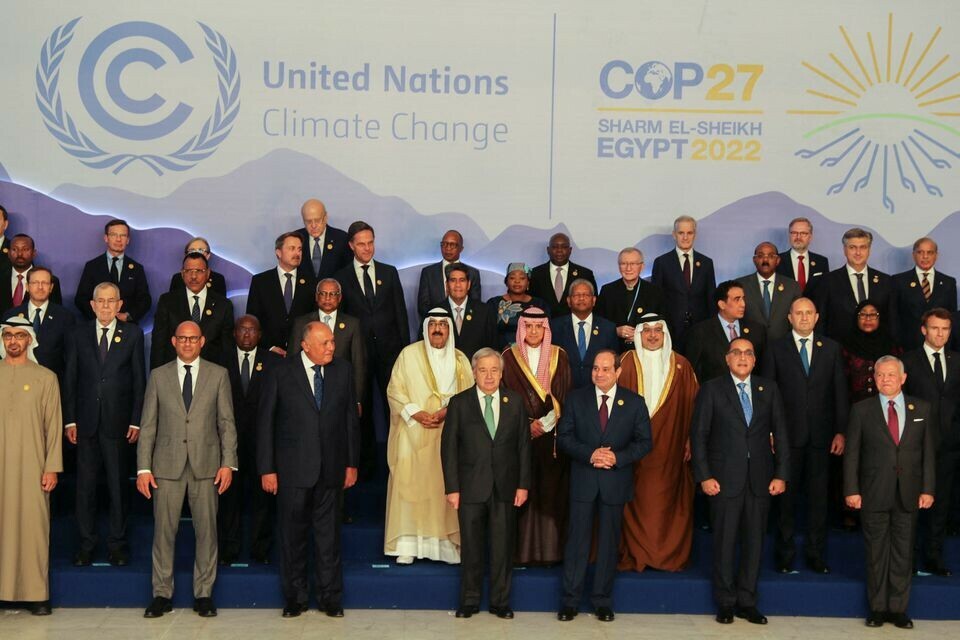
185, 419, 190, 423
183, 439, 187, 443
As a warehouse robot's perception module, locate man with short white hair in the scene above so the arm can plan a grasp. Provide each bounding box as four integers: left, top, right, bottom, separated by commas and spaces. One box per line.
294, 198, 352, 281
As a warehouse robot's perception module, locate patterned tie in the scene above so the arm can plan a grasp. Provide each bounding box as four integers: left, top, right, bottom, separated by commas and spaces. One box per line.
455, 307, 463, 333
799, 337, 810, 375
361, 264, 376, 306
922, 272, 932, 301
323, 314, 332, 328
313, 364, 324, 409
738, 382, 753, 425
599, 394, 609, 432
33, 307, 42, 335
797, 254, 807, 291
240, 352, 250, 394
933, 351, 944, 391
191, 295, 201, 323
577, 320, 587, 360
762, 280, 772, 318
182, 364, 193, 412
483, 394, 496, 438
283, 273, 293, 312
554, 267, 564, 302
855, 272, 866, 303
12, 274, 24, 306
312, 238, 322, 278
98, 327, 109, 364
727, 323, 738, 341
111, 256, 120, 285
887, 399, 900, 445
682, 253, 692, 288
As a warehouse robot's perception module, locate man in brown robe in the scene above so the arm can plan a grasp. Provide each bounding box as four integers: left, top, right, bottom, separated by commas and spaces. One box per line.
0, 317, 63, 615
618, 313, 699, 571
501, 307, 572, 564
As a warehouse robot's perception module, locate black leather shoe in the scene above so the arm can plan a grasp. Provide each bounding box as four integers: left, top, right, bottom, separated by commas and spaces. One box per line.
194, 597, 217, 617
557, 606, 578, 621
29, 601, 52, 616
716, 606, 735, 624
735, 606, 768, 624
73, 550, 92, 567
144, 596, 172, 618
595, 606, 615, 622
455, 605, 479, 618
775, 562, 792, 574
924, 561, 952, 577
890, 613, 913, 629
282, 600, 307, 617
108, 549, 129, 567
488, 606, 514, 619
324, 605, 344, 618
806, 558, 831, 574
865, 611, 884, 627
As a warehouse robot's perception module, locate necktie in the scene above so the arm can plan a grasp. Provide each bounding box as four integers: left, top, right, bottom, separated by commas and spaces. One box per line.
182, 364, 193, 412
111, 256, 120, 284
799, 337, 810, 375
887, 399, 900, 445
554, 267, 564, 302
599, 394, 609, 432
33, 307, 42, 335
738, 382, 753, 425
933, 351, 944, 390
577, 320, 587, 360
323, 314, 332, 327
283, 273, 293, 312
855, 272, 866, 303
762, 280, 772, 318
313, 364, 324, 409
191, 295, 201, 323
312, 238, 322, 278
922, 272, 932, 301
98, 327, 109, 364
240, 352, 250, 394
361, 264, 375, 306
797, 254, 807, 291
682, 253, 692, 288
483, 394, 496, 438
455, 307, 463, 333
12, 274, 24, 306
727, 323, 738, 341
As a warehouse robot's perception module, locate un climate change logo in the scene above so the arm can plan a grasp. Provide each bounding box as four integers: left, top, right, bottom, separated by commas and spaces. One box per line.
635, 62, 673, 100
35, 19, 240, 175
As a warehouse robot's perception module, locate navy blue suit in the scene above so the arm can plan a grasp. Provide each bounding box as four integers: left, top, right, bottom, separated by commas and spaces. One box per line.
75, 254, 152, 322
892, 269, 958, 351
651, 250, 716, 353
812, 266, 896, 344
295, 226, 353, 282
550, 314, 619, 389
3, 301, 75, 380
416, 261, 483, 319
0, 266, 63, 315
245, 266, 316, 352
528, 261, 597, 318
776, 251, 830, 294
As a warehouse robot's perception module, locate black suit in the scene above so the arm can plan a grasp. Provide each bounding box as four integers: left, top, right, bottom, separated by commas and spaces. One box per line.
257, 355, 359, 608
75, 254, 151, 322
416, 261, 483, 319
168, 271, 227, 297
549, 314, 619, 389
3, 301, 75, 379
557, 385, 652, 609
245, 266, 316, 352
63, 320, 146, 554
528, 261, 597, 317
812, 266, 896, 344
736, 274, 801, 343
686, 316, 766, 383
217, 347, 282, 560
441, 386, 531, 610
651, 250, 716, 352
295, 225, 352, 282
902, 348, 960, 568
761, 334, 848, 566
435, 298, 496, 360
287, 310, 367, 404
892, 269, 958, 351
691, 374, 790, 609
776, 251, 830, 294
0, 265, 62, 315
844, 395, 935, 614
594, 278, 665, 352
150, 289, 235, 369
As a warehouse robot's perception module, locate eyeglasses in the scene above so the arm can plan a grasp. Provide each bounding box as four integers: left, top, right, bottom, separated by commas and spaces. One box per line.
317, 291, 341, 298
789, 231, 811, 237
174, 335, 202, 344
858, 312, 880, 319
728, 349, 755, 358
618, 261, 642, 267
1, 333, 30, 341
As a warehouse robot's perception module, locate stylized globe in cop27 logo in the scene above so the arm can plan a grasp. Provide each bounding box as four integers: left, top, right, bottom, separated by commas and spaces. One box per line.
635, 61, 673, 100
35, 18, 240, 175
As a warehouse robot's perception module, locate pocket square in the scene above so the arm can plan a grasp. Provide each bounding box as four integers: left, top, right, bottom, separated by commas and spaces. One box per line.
913, 418, 924, 422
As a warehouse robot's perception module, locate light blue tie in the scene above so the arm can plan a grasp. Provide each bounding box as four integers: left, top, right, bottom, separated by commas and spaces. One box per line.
738, 382, 752, 425
799, 338, 810, 375
577, 321, 587, 360
762, 280, 772, 318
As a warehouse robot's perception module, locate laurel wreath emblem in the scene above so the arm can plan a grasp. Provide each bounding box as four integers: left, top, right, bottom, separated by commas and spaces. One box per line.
35, 18, 241, 175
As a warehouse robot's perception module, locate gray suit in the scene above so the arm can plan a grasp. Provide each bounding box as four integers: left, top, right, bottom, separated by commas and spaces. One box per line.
736, 273, 801, 343
137, 358, 238, 599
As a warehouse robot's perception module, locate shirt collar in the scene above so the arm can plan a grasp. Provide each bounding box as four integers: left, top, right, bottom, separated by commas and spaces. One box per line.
354, 257, 372, 270
29, 299, 50, 316
96, 317, 118, 333
476, 386, 500, 401
185, 285, 208, 306
318, 308, 338, 324
595, 385, 617, 402
792, 329, 814, 345
879, 392, 905, 410
756, 272, 776, 285
106, 252, 125, 262
676, 247, 693, 261
915, 266, 936, 280
574, 313, 594, 327
277, 265, 296, 278
923, 342, 943, 359
731, 373, 751, 389
846, 264, 868, 276
177, 357, 200, 370
448, 296, 468, 311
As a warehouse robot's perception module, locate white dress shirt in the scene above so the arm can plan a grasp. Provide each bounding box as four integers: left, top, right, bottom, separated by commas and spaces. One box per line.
731, 374, 752, 403
792, 330, 815, 366
177, 357, 200, 396
476, 386, 501, 426
552, 262, 569, 293
595, 384, 617, 410
789, 249, 811, 280
718, 314, 742, 340
276, 265, 298, 297
317, 308, 338, 328
185, 285, 208, 313
916, 266, 936, 295
923, 342, 947, 382
236, 346, 256, 372
300, 351, 324, 395
572, 313, 594, 350
9, 266, 31, 297
353, 258, 376, 295
846, 264, 869, 300
28, 299, 49, 324
675, 247, 694, 271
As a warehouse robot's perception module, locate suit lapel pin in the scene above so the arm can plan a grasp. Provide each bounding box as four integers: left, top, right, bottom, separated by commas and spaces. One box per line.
910, 281, 917, 288
114, 336, 121, 343
327, 243, 333, 250
465, 314, 472, 321
872, 275, 879, 284
816, 340, 823, 347
255, 362, 263, 371
502, 396, 509, 404
810, 261, 816, 266
636, 307, 643, 314
695, 261, 701, 268
338, 322, 345, 329
377, 279, 382, 286
572, 270, 579, 277
299, 278, 306, 285
206, 282, 212, 288
677, 363, 682, 369
127, 263, 134, 269
593, 328, 599, 335
777, 283, 784, 292
743, 327, 750, 334
16, 313, 24, 318
23, 384, 30, 391
1, 247, 7, 253
617, 399, 624, 406
205, 309, 212, 316
908, 403, 915, 411
758, 385, 764, 392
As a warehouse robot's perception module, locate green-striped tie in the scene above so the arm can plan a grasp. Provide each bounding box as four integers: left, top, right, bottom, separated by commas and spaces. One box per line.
484, 394, 496, 438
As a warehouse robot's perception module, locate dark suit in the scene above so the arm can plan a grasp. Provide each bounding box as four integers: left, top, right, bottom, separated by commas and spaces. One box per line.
761, 334, 848, 566
686, 316, 766, 383
595, 278, 665, 352
434, 298, 496, 360
295, 225, 352, 282
168, 270, 227, 296
0, 236, 8, 265
528, 261, 597, 317
777, 250, 830, 293
812, 266, 896, 344
245, 266, 316, 352
217, 347, 282, 561
736, 273, 801, 343
441, 386, 531, 610
0, 265, 62, 315
287, 310, 367, 403
75, 254, 151, 322
844, 395, 935, 614
150, 289, 235, 369
549, 314, 619, 389
903, 348, 960, 567
651, 250, 716, 352
3, 301, 75, 379
557, 385, 652, 609
257, 356, 359, 608
63, 320, 146, 554
691, 374, 790, 609
416, 261, 482, 319
892, 269, 958, 351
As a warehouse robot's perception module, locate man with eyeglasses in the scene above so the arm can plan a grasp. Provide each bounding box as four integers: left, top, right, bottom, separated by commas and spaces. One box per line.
63, 281, 145, 568
596, 247, 665, 352
417, 230, 483, 319
692, 338, 790, 626
151, 253, 234, 369
3, 265, 74, 380
75, 219, 152, 323
776, 217, 829, 293
529, 232, 597, 318
736, 242, 800, 343
167, 237, 227, 296
0, 234, 63, 315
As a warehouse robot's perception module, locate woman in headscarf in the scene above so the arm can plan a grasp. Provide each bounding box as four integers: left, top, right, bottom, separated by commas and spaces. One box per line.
487, 263, 547, 350
841, 299, 902, 403
500, 308, 571, 565
617, 314, 699, 571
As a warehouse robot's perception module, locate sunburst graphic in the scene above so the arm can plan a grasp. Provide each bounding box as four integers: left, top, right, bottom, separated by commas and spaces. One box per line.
788, 14, 960, 213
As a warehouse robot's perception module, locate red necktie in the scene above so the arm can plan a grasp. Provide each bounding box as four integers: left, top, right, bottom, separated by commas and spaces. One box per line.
12, 274, 24, 307
797, 255, 807, 291
599, 394, 609, 432
887, 400, 900, 446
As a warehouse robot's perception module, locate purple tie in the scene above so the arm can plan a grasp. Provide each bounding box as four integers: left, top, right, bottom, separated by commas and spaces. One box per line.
599, 395, 609, 432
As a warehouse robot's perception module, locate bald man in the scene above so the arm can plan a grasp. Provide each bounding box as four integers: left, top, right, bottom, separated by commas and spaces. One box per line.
294, 199, 352, 282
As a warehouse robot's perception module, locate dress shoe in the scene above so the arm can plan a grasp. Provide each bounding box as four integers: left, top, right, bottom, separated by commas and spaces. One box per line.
396, 555, 414, 565
775, 562, 792, 574
29, 601, 52, 616
735, 606, 768, 624
324, 605, 344, 618
73, 550, 92, 567
282, 600, 307, 618
864, 611, 884, 627
890, 613, 913, 629
557, 606, 578, 621
194, 597, 217, 617
455, 605, 479, 618
806, 558, 830, 574
108, 549, 129, 566
924, 561, 952, 577
715, 606, 735, 624
595, 606, 615, 622
144, 596, 172, 618
488, 606, 514, 619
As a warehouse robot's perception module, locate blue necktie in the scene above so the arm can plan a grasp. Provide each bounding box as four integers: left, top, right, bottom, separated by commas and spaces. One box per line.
312, 238, 322, 278
313, 364, 324, 409
738, 382, 752, 425
33, 307, 42, 335
762, 280, 772, 318
799, 338, 810, 375
577, 321, 587, 360
191, 295, 201, 323
182, 364, 193, 412
283, 273, 293, 313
